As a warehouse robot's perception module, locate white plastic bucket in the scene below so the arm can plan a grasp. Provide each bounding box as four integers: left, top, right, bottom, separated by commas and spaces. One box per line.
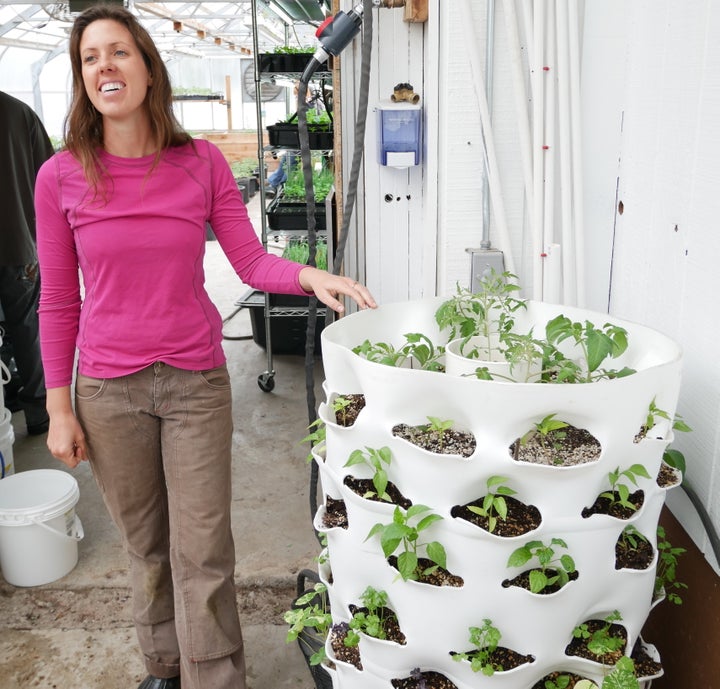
0, 469, 83, 586
0, 407, 14, 478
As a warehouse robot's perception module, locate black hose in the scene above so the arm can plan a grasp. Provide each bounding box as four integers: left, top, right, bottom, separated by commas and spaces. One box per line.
298, 0, 375, 534
681, 482, 720, 571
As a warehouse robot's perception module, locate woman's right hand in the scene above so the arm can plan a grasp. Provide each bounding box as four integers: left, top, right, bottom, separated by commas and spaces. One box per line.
46, 387, 89, 469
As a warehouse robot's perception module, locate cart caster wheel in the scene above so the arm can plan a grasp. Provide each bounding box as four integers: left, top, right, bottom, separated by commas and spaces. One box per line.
258, 373, 275, 392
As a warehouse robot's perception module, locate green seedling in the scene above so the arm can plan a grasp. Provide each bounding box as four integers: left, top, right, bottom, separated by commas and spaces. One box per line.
522, 414, 569, 451
332, 395, 353, 425
366, 504, 446, 582
300, 417, 325, 463
419, 416, 454, 451
451, 619, 503, 676
601, 656, 641, 689
435, 271, 525, 361
344, 446, 393, 502
283, 165, 334, 201
572, 610, 625, 665
544, 676, 572, 689
638, 398, 692, 440
502, 330, 546, 381
544, 315, 635, 383
468, 475, 517, 533
662, 447, 686, 475
617, 524, 649, 552
281, 237, 328, 271
600, 465, 651, 513
284, 582, 332, 666
655, 525, 687, 604
345, 586, 398, 647
352, 333, 444, 371
507, 538, 576, 594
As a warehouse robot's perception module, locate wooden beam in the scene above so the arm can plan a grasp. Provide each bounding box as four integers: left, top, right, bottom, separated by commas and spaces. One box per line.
404, 0, 428, 23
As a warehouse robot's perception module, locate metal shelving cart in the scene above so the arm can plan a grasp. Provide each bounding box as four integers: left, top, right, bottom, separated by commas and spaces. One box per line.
247, 0, 334, 392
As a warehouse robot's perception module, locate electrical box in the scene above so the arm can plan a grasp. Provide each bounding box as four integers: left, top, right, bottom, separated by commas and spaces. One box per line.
468, 248, 506, 292
377, 102, 422, 168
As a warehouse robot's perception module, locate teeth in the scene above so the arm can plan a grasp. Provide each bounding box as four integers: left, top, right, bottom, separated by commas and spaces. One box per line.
101, 82, 124, 93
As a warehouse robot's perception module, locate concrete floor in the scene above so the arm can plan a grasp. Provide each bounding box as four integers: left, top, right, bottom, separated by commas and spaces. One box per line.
0, 193, 325, 689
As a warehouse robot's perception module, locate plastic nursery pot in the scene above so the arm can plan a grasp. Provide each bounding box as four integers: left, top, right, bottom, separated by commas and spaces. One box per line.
445, 335, 542, 382
316, 296, 683, 689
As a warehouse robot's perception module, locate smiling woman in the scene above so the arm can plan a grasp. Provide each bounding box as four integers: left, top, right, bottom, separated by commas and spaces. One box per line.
33, 5, 375, 689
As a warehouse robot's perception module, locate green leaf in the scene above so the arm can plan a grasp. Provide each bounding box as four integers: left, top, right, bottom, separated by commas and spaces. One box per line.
377, 446, 393, 465
495, 496, 508, 521
486, 475, 508, 489
366, 522, 385, 541
628, 463, 651, 480
545, 314, 573, 344
406, 504, 432, 520
416, 513, 444, 532
507, 545, 532, 568
585, 327, 614, 372
372, 469, 389, 500
529, 569, 547, 593
663, 448, 686, 474
426, 541, 447, 570
397, 551, 418, 580
344, 449, 366, 467
560, 554, 576, 573
672, 418, 692, 433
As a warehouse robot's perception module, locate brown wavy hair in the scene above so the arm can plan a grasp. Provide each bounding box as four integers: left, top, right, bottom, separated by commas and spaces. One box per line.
64, 4, 191, 194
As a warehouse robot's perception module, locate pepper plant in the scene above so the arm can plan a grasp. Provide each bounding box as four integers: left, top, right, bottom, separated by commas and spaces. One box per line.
366, 504, 446, 582
344, 446, 393, 502
467, 475, 517, 533
507, 538, 576, 594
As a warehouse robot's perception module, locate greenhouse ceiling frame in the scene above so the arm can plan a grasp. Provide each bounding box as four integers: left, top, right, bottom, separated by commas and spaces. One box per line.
0, 1, 326, 62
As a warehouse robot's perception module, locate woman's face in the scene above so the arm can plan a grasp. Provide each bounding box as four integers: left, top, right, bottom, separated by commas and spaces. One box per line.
79, 18, 152, 124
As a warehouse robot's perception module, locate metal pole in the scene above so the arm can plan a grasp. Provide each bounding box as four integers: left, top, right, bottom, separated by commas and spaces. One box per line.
251, 0, 275, 385
480, 0, 495, 250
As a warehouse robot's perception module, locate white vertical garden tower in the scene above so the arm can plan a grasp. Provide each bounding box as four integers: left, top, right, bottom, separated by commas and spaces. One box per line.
314, 297, 682, 689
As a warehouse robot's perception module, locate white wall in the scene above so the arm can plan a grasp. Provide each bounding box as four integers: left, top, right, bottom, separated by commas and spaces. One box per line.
344, 0, 719, 565
580, 0, 720, 566
339, 0, 432, 303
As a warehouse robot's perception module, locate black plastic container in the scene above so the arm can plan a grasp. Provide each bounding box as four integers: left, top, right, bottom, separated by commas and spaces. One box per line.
266, 196, 327, 231
240, 290, 324, 355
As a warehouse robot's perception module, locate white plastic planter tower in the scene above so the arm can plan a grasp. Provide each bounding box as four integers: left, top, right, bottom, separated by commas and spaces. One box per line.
316, 298, 682, 689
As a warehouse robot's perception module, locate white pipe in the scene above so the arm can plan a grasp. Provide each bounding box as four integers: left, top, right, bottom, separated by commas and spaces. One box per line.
543, 243, 562, 303
501, 0, 534, 217
555, 0, 576, 305
459, 0, 516, 275
520, 0, 534, 59
530, 0, 545, 299
568, 0, 586, 306
542, 0, 556, 262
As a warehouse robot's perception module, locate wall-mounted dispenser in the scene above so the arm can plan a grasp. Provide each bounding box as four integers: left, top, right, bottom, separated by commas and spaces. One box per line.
376, 102, 422, 168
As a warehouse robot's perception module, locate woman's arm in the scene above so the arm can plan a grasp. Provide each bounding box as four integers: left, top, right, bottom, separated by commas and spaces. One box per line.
46, 386, 89, 468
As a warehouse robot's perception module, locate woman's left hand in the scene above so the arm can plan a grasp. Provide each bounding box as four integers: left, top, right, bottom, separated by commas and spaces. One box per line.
298, 267, 377, 313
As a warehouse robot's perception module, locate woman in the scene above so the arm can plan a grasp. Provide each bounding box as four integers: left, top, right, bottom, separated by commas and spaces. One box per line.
34, 6, 375, 689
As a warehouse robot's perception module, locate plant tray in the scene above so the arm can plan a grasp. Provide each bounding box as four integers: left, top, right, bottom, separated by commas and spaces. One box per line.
266, 123, 334, 150
238, 289, 325, 355
266, 196, 327, 231
259, 52, 314, 74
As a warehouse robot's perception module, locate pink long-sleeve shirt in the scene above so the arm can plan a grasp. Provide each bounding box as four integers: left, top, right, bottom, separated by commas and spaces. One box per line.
35, 139, 308, 388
